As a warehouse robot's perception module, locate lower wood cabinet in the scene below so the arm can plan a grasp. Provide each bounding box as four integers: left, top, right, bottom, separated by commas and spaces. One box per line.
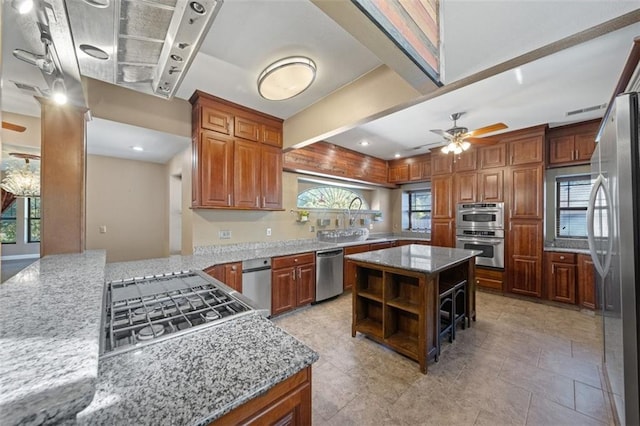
431, 219, 455, 248
271, 252, 315, 316
210, 366, 312, 425
507, 221, 543, 298
545, 252, 576, 304
578, 254, 597, 309
343, 244, 371, 291
475, 267, 504, 292
204, 262, 242, 292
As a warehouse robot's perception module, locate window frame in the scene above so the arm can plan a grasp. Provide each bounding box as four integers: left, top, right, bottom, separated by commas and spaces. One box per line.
27, 197, 40, 243
555, 175, 592, 239
1, 199, 18, 244
407, 189, 432, 231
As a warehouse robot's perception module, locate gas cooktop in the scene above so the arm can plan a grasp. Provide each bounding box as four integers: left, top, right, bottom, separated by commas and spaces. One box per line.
101, 270, 256, 357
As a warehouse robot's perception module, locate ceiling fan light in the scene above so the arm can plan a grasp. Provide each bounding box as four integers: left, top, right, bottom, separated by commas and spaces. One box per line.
51, 78, 68, 105
258, 56, 316, 101
461, 141, 471, 151
453, 145, 463, 155
441, 145, 450, 154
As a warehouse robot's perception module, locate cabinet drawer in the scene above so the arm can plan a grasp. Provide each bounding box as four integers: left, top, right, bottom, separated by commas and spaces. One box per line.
547, 252, 576, 264
272, 252, 315, 269
344, 244, 371, 255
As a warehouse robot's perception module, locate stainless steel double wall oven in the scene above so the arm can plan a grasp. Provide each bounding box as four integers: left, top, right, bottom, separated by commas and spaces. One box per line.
455, 202, 505, 269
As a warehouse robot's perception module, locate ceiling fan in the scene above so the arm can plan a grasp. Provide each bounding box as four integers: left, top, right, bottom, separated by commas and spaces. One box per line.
429, 112, 507, 154
2, 121, 27, 133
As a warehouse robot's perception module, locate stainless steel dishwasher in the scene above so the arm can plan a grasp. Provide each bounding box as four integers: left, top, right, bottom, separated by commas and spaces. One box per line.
242, 258, 272, 317
315, 248, 344, 302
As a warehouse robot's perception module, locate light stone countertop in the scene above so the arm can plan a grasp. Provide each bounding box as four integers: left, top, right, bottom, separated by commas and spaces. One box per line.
345, 244, 481, 274
0, 250, 106, 425
76, 314, 318, 425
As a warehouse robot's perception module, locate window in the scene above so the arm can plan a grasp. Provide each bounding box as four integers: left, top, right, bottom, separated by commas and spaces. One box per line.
556, 175, 592, 238
28, 197, 40, 243
408, 189, 432, 230
297, 186, 370, 210
1, 200, 17, 244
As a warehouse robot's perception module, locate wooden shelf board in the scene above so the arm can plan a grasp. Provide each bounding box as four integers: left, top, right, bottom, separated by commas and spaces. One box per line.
355, 318, 383, 338
386, 298, 420, 314
357, 291, 383, 303
386, 332, 419, 358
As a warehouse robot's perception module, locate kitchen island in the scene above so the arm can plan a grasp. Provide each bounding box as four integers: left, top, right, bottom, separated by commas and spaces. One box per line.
345, 244, 480, 374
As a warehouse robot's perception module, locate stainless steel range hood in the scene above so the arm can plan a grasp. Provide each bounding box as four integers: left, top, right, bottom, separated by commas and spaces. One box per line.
67, 0, 222, 99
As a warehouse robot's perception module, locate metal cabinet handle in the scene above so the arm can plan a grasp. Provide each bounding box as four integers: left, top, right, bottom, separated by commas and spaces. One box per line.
228, 194, 231, 205
291, 270, 296, 281
231, 266, 236, 271
263, 196, 266, 207
560, 255, 565, 260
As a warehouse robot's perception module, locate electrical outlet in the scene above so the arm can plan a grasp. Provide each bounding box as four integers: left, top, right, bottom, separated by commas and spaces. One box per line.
99, 225, 107, 234
219, 230, 231, 239
369, 223, 374, 230
266, 228, 272, 236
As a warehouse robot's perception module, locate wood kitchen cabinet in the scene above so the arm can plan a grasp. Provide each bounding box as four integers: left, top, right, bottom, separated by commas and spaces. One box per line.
431, 152, 453, 175
211, 366, 311, 425
508, 221, 543, 298
344, 244, 371, 291
545, 252, 577, 304
475, 267, 504, 292
508, 134, 544, 166
271, 252, 315, 316
479, 143, 507, 169
388, 163, 409, 183
453, 148, 477, 172
455, 171, 477, 203
190, 91, 283, 210
432, 175, 454, 219
547, 119, 599, 167
509, 164, 544, 220
477, 169, 504, 202
204, 262, 242, 292
578, 253, 597, 309
387, 153, 431, 184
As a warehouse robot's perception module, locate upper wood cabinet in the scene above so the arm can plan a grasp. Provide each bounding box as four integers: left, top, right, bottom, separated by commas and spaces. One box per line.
432, 175, 454, 219
190, 91, 283, 210
509, 164, 544, 220
431, 152, 453, 175
387, 153, 431, 184
478, 169, 504, 202
508, 135, 544, 166
455, 171, 477, 203
479, 143, 507, 169
453, 149, 477, 172
388, 163, 409, 183
547, 120, 599, 167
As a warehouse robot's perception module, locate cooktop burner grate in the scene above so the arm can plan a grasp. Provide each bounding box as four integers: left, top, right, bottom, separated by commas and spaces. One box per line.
102, 270, 254, 357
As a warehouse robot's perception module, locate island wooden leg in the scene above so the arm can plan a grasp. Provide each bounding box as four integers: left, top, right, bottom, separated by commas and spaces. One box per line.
467, 260, 477, 325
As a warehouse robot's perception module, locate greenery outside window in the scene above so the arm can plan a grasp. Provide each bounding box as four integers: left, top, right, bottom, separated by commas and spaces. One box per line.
556, 175, 592, 238
408, 190, 431, 230
28, 197, 41, 243
1, 200, 17, 244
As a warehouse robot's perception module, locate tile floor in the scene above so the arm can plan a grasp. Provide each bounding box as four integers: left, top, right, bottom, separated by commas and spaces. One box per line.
273, 290, 612, 425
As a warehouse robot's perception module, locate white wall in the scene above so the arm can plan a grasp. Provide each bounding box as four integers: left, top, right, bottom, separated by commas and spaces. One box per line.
86, 155, 168, 262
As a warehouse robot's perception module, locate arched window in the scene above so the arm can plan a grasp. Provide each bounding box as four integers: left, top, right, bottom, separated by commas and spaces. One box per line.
297, 186, 370, 210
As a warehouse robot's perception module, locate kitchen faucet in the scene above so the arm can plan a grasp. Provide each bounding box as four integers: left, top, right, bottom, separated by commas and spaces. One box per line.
347, 196, 363, 228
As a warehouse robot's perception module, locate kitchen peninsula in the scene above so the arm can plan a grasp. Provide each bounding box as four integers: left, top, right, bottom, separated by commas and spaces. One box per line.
346, 245, 480, 374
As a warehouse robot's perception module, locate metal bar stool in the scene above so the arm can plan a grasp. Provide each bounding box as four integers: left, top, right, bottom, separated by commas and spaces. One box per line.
436, 282, 455, 362
452, 279, 468, 338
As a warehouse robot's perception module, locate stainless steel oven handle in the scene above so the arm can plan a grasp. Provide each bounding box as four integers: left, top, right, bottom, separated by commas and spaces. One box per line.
456, 237, 503, 244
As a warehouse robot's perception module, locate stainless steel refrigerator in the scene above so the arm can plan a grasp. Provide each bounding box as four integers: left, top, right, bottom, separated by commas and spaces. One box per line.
588, 90, 639, 425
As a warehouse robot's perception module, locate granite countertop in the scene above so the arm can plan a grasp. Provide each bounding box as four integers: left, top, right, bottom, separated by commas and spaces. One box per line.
76, 314, 318, 425
345, 244, 481, 274
0, 250, 106, 425
543, 239, 590, 255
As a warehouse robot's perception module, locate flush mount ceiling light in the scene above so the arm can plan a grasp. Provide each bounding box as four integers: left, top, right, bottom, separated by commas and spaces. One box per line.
1, 153, 41, 197
12, 0, 34, 14
257, 56, 317, 101
131, 146, 144, 152
51, 78, 68, 105
440, 138, 471, 155
359, 141, 369, 146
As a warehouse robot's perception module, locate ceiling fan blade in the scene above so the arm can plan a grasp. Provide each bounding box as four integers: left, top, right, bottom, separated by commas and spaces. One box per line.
464, 123, 507, 138
466, 136, 500, 145
430, 129, 453, 139
2, 121, 26, 133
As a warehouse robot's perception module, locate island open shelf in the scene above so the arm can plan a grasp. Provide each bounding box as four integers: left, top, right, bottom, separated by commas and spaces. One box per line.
347, 245, 478, 374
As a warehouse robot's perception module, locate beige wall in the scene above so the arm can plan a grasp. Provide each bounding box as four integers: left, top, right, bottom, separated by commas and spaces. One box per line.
86, 155, 168, 262
190, 172, 393, 248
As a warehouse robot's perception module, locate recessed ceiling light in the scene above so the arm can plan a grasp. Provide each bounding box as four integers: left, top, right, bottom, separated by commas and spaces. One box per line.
190, 1, 206, 14
258, 56, 317, 101
359, 141, 369, 146
131, 146, 144, 152
51, 79, 67, 105
79, 44, 109, 60
394, 153, 401, 158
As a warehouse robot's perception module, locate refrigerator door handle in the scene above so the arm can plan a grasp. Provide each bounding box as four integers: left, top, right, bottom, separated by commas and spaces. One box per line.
587, 174, 614, 278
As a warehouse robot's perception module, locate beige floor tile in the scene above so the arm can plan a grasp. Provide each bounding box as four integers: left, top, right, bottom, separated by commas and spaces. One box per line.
311, 360, 361, 420
325, 393, 402, 425
526, 394, 606, 426
575, 381, 610, 424
538, 351, 602, 389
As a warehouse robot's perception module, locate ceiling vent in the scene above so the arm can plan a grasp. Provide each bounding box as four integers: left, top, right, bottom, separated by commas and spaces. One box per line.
566, 103, 607, 117
67, 0, 223, 99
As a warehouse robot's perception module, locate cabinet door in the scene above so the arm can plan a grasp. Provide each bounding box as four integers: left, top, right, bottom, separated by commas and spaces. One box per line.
479, 143, 507, 169
296, 264, 316, 306
225, 262, 242, 292
201, 106, 231, 135
420, 155, 432, 179
478, 169, 503, 202
548, 261, 576, 303
272, 268, 296, 316
508, 221, 542, 297
431, 152, 453, 175
409, 162, 423, 181
197, 132, 233, 207
510, 164, 543, 219
548, 135, 575, 165
509, 135, 543, 165
431, 175, 453, 219
574, 133, 596, 162
431, 219, 454, 248
262, 123, 282, 147
234, 140, 260, 208
578, 254, 597, 309
234, 116, 260, 142
453, 149, 477, 172
455, 171, 477, 203
343, 244, 371, 290
203, 264, 225, 282
261, 145, 282, 209
369, 241, 393, 250
388, 164, 409, 183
